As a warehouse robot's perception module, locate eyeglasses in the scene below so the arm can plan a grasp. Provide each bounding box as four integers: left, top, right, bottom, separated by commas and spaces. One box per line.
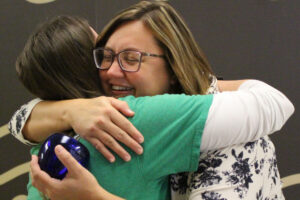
93, 48, 164, 72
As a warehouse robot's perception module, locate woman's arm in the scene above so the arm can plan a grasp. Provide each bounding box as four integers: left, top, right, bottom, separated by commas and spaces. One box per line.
9, 97, 144, 162
201, 79, 295, 151
10, 80, 294, 157
23, 100, 73, 142
119, 79, 294, 176
30, 145, 125, 200
9, 79, 242, 146
9, 98, 42, 145
217, 79, 247, 91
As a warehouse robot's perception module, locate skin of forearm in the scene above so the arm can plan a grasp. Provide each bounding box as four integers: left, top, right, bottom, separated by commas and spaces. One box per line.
92, 187, 126, 200
217, 80, 248, 92
23, 100, 73, 142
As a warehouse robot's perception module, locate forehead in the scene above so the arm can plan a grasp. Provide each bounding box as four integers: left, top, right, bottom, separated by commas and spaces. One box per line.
105, 20, 161, 53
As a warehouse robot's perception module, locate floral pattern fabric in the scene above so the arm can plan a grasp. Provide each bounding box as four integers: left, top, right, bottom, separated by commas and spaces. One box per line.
8, 98, 42, 145
170, 77, 285, 200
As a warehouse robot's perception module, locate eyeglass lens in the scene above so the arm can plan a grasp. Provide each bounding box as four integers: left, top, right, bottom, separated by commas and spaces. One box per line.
95, 49, 141, 72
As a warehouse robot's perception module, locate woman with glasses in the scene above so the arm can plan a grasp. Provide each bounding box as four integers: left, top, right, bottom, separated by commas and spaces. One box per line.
10, 1, 294, 200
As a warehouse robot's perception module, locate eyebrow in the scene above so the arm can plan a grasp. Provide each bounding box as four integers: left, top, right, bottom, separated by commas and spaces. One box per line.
104, 46, 143, 53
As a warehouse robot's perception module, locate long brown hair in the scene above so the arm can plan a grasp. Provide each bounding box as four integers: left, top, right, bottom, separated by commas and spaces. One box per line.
16, 15, 103, 100
96, 0, 214, 94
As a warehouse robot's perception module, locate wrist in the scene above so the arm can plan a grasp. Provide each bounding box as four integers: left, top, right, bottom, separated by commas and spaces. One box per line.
92, 186, 125, 200
60, 99, 78, 131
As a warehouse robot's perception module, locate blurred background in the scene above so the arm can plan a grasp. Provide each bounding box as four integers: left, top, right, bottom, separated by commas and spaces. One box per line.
0, 0, 299, 199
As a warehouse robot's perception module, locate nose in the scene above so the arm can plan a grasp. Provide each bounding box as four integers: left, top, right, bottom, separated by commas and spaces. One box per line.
106, 58, 124, 78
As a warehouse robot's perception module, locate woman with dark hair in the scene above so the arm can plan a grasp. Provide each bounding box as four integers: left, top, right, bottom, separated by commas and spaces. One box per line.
11, 1, 294, 200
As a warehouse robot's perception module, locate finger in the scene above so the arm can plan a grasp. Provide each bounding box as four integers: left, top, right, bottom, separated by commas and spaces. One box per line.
30, 155, 43, 191
110, 98, 144, 143
54, 145, 87, 174
89, 137, 115, 163
30, 155, 58, 192
96, 131, 132, 162
103, 121, 143, 155
111, 109, 144, 144
110, 98, 135, 117
30, 155, 39, 172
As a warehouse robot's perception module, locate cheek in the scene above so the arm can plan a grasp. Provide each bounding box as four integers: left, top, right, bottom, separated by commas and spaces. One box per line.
99, 70, 107, 82
126, 73, 145, 87
98, 70, 103, 78
129, 70, 172, 96
99, 70, 109, 89
125, 73, 150, 96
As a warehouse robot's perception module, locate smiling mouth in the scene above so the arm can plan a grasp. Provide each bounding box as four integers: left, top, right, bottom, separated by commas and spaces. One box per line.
111, 85, 134, 91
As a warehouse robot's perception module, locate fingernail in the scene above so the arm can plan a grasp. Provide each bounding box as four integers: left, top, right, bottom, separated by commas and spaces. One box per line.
137, 146, 143, 154
125, 155, 131, 162
138, 137, 144, 143
127, 109, 134, 115
109, 157, 115, 163
56, 145, 62, 153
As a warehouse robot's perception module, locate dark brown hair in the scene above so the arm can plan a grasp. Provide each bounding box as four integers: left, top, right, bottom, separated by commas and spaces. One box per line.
16, 15, 103, 100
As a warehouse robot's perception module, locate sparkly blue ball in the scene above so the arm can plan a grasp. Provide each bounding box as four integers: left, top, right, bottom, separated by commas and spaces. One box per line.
38, 133, 89, 180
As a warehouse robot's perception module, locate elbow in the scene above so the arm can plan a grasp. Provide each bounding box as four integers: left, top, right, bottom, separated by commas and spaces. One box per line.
270, 94, 295, 132
286, 98, 295, 118
281, 97, 295, 124
246, 90, 295, 137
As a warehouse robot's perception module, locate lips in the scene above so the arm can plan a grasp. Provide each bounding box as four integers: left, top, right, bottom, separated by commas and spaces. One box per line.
112, 85, 134, 91
110, 85, 134, 97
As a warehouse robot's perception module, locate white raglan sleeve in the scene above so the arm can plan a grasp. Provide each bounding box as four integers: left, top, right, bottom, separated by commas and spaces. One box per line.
8, 98, 42, 145
200, 80, 294, 152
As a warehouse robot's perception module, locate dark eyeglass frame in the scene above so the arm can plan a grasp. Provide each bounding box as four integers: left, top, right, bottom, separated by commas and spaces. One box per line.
93, 47, 165, 72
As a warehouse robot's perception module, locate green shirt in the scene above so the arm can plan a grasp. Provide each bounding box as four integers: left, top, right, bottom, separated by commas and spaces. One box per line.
27, 94, 213, 200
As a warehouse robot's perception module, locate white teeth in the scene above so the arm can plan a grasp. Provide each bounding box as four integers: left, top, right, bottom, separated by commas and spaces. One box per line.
112, 85, 133, 91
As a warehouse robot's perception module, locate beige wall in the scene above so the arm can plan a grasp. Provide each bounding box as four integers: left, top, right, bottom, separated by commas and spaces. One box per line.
0, 0, 299, 199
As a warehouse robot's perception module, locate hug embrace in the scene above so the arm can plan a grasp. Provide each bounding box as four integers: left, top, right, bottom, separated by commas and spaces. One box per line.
10, 1, 294, 200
